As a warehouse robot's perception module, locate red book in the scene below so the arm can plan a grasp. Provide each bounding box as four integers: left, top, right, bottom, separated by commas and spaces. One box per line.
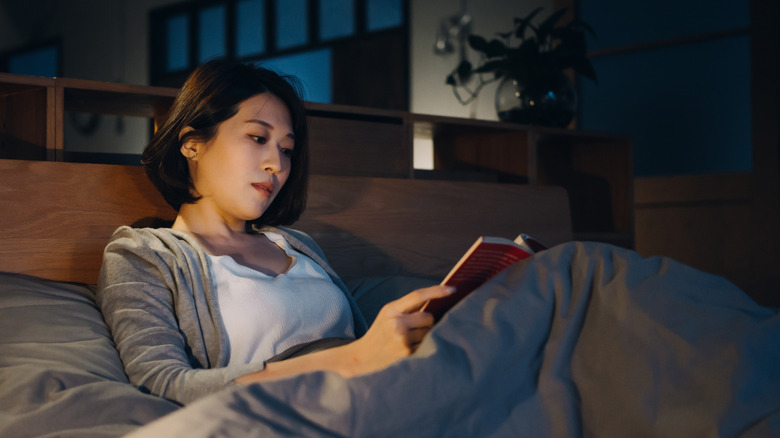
420, 234, 547, 321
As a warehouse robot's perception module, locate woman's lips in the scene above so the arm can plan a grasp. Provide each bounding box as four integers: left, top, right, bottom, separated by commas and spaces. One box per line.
252, 182, 274, 196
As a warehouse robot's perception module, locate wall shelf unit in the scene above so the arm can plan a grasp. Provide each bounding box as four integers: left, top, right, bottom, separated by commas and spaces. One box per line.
0, 72, 178, 162
0, 73, 633, 248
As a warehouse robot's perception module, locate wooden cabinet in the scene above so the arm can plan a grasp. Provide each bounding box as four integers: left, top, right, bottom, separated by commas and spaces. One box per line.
0, 73, 633, 248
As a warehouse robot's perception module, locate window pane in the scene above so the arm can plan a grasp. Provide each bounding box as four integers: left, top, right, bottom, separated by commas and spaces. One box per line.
319, 0, 355, 41
580, 36, 751, 177
258, 49, 332, 103
237, 0, 266, 56
275, 0, 308, 49
9, 45, 59, 77
198, 4, 227, 62
366, 0, 402, 31
582, 0, 749, 51
166, 13, 190, 72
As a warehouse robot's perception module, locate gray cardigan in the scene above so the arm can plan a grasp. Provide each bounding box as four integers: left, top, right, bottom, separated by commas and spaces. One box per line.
97, 225, 368, 405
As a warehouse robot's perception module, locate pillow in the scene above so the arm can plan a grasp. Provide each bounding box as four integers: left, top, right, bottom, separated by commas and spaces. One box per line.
349, 276, 438, 325
0, 273, 178, 437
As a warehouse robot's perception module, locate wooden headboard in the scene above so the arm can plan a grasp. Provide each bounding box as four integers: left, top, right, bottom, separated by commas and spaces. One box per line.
0, 159, 572, 284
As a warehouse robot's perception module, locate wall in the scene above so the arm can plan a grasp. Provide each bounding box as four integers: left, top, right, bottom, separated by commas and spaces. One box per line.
0, 0, 60, 50
579, 0, 779, 305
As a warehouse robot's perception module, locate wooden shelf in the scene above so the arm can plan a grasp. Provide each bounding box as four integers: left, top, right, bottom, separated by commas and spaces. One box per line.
59, 77, 178, 122
0, 74, 176, 161
0, 73, 633, 247
416, 114, 634, 247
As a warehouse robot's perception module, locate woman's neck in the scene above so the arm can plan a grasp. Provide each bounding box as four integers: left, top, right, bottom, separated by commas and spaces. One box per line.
172, 203, 247, 242
172, 204, 287, 272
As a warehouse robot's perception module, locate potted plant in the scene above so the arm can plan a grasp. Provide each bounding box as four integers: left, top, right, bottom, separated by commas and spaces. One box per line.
446, 7, 597, 127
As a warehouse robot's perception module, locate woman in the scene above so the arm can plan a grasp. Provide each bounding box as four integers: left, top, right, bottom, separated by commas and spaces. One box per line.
97, 59, 454, 405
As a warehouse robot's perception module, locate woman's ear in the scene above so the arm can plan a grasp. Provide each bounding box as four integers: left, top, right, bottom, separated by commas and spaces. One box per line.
179, 127, 199, 160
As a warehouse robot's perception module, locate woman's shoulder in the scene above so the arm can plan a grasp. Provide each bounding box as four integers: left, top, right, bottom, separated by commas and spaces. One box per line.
108, 226, 194, 246
104, 226, 206, 264
99, 227, 206, 290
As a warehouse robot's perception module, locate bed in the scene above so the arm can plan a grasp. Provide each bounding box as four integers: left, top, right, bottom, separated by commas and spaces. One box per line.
1, 158, 779, 437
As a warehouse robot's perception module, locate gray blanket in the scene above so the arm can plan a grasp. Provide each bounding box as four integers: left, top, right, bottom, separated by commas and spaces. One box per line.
127, 242, 780, 437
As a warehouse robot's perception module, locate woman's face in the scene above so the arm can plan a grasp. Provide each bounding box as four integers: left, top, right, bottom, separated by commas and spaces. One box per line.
184, 93, 295, 227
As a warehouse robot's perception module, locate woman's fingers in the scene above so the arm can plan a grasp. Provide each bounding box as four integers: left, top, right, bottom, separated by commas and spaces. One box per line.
342, 288, 452, 377
389, 285, 456, 314
395, 309, 435, 349
402, 307, 435, 328
406, 326, 432, 344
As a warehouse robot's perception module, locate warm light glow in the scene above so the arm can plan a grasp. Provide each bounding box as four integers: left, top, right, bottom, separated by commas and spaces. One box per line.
413, 136, 434, 170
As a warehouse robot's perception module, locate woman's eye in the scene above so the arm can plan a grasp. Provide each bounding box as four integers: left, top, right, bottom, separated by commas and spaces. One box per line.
281, 148, 294, 157
250, 135, 267, 145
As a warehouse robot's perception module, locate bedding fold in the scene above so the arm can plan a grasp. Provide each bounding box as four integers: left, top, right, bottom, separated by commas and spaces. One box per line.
126, 242, 780, 437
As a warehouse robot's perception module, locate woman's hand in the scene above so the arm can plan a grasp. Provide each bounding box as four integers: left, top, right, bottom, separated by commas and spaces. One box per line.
338, 285, 455, 378
235, 285, 454, 384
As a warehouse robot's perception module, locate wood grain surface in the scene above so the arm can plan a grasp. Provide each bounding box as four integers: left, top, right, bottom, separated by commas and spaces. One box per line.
1, 159, 572, 284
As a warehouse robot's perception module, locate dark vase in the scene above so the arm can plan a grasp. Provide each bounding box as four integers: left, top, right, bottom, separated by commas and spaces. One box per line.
495, 72, 577, 127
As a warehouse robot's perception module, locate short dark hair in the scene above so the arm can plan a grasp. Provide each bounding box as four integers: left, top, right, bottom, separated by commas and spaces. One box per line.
142, 59, 309, 227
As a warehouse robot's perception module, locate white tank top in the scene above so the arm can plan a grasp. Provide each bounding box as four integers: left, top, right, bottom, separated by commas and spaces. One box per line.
208, 231, 355, 365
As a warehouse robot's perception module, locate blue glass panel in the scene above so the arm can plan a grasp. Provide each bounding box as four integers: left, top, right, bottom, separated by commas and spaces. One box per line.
9, 45, 58, 77
366, 0, 402, 31
198, 4, 227, 62
166, 13, 189, 71
237, 0, 266, 56
258, 49, 332, 103
581, 0, 749, 51
580, 36, 751, 177
319, 0, 355, 41
275, 0, 308, 49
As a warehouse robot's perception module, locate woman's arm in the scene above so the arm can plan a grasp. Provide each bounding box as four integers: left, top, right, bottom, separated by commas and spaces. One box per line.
235, 285, 455, 383
98, 227, 265, 405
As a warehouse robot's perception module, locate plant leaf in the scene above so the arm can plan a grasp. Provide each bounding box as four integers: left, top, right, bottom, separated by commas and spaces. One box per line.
467, 34, 489, 53
469, 35, 507, 58
456, 60, 473, 82
485, 39, 508, 58
514, 7, 543, 40
537, 8, 568, 42
565, 57, 597, 84
473, 59, 508, 74
512, 38, 539, 62
576, 59, 598, 84
552, 29, 587, 56
446, 73, 457, 86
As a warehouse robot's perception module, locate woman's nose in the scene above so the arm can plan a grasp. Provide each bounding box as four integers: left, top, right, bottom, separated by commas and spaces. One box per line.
262, 146, 283, 174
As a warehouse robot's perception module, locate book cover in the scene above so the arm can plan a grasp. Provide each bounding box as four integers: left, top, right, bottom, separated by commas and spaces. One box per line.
421, 234, 546, 321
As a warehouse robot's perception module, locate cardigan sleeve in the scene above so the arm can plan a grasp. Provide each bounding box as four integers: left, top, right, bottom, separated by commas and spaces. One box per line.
96, 227, 265, 405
